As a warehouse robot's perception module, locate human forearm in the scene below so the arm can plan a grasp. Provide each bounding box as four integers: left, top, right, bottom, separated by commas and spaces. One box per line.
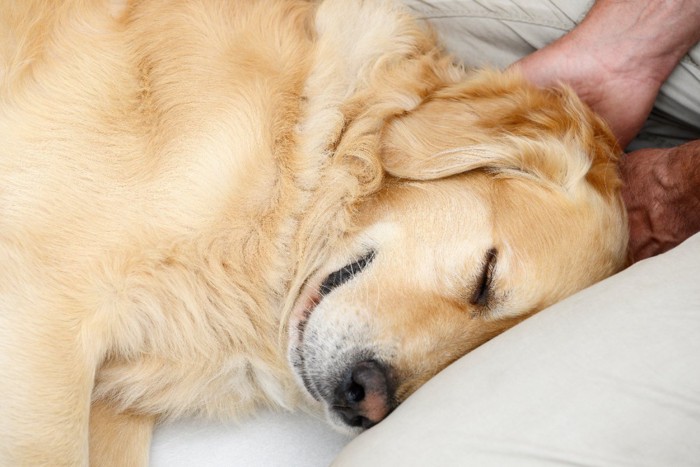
516, 0, 700, 147
573, 0, 700, 85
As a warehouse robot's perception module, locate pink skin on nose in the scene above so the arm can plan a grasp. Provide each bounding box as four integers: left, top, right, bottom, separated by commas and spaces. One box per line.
353, 362, 391, 423
359, 390, 391, 423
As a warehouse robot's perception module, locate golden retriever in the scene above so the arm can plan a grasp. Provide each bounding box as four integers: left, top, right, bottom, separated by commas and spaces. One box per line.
0, 0, 627, 464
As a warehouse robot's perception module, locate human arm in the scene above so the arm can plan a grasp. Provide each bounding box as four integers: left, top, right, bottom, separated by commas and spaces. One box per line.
516, 0, 700, 148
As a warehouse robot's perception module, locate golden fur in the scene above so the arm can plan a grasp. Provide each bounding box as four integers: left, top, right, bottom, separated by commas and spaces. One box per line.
0, 0, 627, 464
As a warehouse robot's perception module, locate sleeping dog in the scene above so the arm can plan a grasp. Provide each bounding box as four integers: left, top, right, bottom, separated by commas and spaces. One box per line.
0, 0, 627, 464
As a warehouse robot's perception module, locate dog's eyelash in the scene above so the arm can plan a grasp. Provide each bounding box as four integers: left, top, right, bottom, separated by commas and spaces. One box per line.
320, 250, 376, 296
471, 248, 497, 306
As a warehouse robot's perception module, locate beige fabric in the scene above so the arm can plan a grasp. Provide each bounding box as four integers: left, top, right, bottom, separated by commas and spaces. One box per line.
402, 0, 700, 149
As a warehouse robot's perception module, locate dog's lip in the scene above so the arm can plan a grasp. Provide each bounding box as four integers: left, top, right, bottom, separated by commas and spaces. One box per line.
290, 277, 323, 333
289, 275, 326, 401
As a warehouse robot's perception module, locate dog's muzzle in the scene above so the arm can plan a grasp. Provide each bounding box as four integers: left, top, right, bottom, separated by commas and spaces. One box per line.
331, 359, 396, 429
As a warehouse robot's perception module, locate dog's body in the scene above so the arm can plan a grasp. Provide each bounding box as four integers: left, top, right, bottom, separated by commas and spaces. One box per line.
0, 0, 627, 465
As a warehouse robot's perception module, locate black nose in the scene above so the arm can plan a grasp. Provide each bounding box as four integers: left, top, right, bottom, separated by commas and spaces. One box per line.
332, 360, 395, 429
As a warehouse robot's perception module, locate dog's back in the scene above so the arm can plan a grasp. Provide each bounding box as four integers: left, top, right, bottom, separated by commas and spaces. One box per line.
1, 0, 315, 248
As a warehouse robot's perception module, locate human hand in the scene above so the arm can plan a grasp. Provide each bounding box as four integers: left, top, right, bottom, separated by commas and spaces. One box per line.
515, 37, 659, 149
619, 140, 700, 263
513, 0, 700, 148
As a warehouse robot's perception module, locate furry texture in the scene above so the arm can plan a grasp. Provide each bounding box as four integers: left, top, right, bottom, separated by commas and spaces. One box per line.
0, 0, 627, 465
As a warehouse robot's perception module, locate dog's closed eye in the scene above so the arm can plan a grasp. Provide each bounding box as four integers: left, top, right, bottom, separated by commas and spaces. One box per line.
471, 248, 497, 307
320, 250, 376, 296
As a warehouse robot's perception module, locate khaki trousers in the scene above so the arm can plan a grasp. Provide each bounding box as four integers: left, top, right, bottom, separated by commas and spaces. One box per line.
402, 0, 700, 150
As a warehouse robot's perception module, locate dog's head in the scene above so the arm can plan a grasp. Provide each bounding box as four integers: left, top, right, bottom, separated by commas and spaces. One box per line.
287, 71, 628, 432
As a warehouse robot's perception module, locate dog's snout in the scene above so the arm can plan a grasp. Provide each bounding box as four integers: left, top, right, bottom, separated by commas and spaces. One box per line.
333, 360, 395, 429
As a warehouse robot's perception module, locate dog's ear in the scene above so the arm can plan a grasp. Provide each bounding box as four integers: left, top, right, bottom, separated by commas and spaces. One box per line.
380, 71, 621, 195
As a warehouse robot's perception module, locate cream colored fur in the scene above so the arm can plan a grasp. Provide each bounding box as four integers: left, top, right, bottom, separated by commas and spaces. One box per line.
0, 0, 627, 465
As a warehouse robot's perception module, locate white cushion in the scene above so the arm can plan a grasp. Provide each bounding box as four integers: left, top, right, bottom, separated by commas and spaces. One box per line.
333, 233, 700, 466
151, 411, 349, 466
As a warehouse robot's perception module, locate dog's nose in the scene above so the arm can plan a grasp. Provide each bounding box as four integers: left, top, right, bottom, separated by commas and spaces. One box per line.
333, 360, 395, 429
